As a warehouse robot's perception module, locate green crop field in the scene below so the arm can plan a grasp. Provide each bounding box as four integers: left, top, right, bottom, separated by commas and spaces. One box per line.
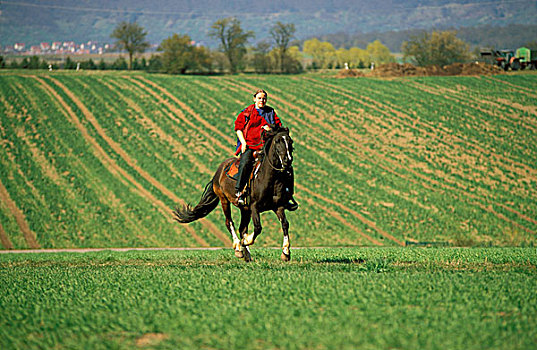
1, 248, 536, 349
1, 70, 536, 250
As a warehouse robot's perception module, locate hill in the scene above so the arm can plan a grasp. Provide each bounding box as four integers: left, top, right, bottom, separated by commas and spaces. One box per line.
316, 24, 537, 52
1, 71, 536, 249
2, 0, 537, 48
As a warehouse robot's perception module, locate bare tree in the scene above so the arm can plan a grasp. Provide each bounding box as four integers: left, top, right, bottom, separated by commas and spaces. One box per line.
209, 18, 254, 73
270, 22, 296, 73
111, 21, 150, 70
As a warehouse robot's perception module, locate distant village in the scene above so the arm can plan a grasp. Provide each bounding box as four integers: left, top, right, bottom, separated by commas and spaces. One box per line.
1, 41, 117, 55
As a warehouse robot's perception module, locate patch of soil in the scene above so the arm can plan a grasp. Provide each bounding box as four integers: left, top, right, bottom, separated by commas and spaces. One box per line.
136, 333, 169, 347
365, 62, 503, 77
336, 69, 365, 78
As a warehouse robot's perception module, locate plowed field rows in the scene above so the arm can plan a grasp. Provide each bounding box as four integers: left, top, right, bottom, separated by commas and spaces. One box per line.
1, 71, 536, 248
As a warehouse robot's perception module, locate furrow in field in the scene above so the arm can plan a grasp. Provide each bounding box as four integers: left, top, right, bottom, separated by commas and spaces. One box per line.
410, 80, 537, 134
424, 80, 537, 122
97, 77, 232, 243
100, 77, 232, 245
245, 78, 459, 243
33, 76, 212, 247
306, 77, 537, 203
12, 80, 164, 247
221, 78, 404, 245
301, 77, 537, 231
299, 186, 401, 246
406, 81, 535, 167
99, 77, 212, 176
472, 201, 534, 234
485, 76, 537, 98
49, 76, 231, 246
121, 78, 222, 156
0, 178, 40, 248
266, 77, 536, 236
403, 80, 537, 190
0, 92, 49, 248
355, 83, 537, 179
130, 76, 235, 149
0, 223, 14, 249
495, 98, 537, 118
303, 77, 515, 180
298, 195, 382, 246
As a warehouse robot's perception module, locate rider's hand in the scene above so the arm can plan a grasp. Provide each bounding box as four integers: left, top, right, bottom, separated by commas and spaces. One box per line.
241, 143, 247, 154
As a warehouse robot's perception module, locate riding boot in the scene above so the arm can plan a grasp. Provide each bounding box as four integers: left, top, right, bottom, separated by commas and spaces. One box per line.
235, 148, 254, 204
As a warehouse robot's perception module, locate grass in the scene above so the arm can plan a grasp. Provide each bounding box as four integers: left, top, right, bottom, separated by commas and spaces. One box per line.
1, 247, 536, 349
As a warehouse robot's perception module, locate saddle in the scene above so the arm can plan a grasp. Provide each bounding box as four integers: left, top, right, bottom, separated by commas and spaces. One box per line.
225, 151, 262, 182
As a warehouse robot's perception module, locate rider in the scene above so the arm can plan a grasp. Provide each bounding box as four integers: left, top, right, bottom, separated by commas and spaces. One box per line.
234, 89, 298, 210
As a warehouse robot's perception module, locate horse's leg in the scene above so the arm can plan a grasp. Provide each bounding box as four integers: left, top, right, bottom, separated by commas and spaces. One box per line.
221, 198, 243, 258
242, 207, 261, 247
275, 207, 291, 261
238, 208, 252, 262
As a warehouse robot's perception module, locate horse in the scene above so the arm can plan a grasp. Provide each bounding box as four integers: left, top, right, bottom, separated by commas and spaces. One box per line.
173, 126, 295, 262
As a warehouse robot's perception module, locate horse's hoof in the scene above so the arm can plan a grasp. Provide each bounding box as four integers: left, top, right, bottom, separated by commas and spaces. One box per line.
242, 233, 255, 246
281, 252, 291, 261
233, 240, 243, 258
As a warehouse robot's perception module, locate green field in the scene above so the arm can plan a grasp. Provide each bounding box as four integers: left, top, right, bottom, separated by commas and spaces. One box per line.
1, 247, 536, 349
1, 71, 537, 249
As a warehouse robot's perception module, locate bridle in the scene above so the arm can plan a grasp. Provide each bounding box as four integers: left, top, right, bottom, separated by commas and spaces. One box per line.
266, 133, 292, 172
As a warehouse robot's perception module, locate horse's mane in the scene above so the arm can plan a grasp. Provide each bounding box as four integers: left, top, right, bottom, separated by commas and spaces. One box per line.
262, 126, 289, 154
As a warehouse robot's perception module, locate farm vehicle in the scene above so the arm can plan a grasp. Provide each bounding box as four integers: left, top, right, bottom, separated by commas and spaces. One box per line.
480, 47, 536, 71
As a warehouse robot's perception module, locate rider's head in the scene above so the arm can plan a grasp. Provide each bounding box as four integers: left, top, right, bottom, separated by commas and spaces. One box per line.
253, 89, 267, 109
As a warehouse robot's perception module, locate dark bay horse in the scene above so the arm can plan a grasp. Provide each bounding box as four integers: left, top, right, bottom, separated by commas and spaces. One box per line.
173, 127, 295, 261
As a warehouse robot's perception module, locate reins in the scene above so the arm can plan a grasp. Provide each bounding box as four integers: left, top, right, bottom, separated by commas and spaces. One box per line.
263, 131, 289, 172
267, 153, 286, 172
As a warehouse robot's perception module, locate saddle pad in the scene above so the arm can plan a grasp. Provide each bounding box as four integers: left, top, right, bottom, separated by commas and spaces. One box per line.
225, 158, 240, 180
225, 156, 262, 181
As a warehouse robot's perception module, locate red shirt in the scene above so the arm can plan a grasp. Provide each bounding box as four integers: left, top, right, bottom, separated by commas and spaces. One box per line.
234, 104, 269, 152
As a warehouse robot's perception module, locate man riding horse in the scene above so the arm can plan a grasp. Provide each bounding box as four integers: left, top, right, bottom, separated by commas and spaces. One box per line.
234, 89, 298, 210
173, 89, 297, 261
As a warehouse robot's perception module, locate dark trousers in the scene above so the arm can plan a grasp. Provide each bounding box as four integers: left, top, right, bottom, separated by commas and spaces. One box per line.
236, 148, 254, 193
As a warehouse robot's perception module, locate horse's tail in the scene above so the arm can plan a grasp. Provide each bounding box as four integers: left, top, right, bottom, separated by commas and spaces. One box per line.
173, 180, 220, 223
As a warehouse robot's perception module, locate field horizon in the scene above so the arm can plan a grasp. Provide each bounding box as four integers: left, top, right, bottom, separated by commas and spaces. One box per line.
1, 70, 536, 250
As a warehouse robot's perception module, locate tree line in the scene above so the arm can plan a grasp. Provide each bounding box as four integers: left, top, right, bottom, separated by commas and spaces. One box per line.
1, 18, 480, 73
1, 18, 396, 74
116, 19, 396, 73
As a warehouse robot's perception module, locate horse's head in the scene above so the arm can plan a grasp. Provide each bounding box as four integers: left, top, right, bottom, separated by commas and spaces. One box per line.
263, 126, 294, 171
